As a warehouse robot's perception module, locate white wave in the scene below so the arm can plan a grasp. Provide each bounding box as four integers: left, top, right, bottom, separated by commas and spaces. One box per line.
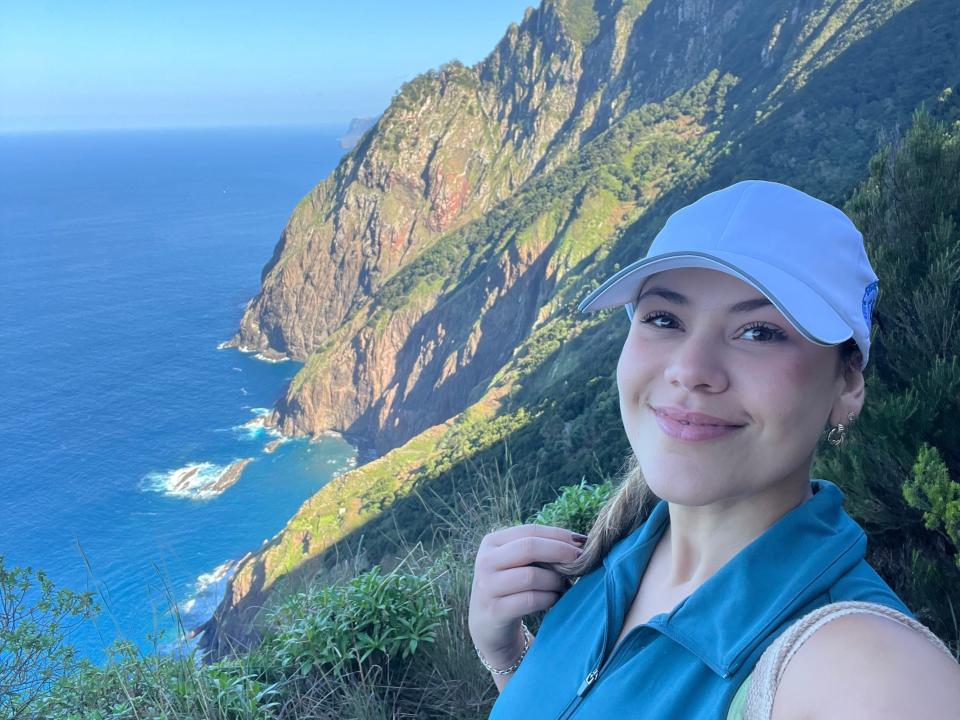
233, 421, 263, 439
253, 352, 290, 363
140, 459, 252, 501
156, 558, 240, 661
232, 408, 275, 439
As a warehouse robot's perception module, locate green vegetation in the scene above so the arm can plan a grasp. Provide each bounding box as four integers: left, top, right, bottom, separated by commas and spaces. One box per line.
904, 444, 960, 567
528, 477, 613, 531
259, 564, 448, 679
4, 457, 608, 719
555, 0, 600, 46
813, 110, 960, 632
0, 559, 99, 719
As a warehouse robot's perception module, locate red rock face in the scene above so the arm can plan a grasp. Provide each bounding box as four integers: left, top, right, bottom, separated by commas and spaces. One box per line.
425, 165, 472, 234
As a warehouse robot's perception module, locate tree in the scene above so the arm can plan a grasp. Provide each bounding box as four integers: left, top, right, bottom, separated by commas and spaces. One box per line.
0, 556, 99, 720
814, 109, 960, 653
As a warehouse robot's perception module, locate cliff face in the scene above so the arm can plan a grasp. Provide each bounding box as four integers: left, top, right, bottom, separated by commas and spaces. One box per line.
226, 0, 919, 455
224, 1, 588, 361
200, 0, 960, 660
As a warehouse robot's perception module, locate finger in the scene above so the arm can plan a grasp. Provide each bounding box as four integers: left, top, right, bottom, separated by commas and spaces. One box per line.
492, 589, 564, 619
485, 523, 583, 548
482, 564, 571, 599
490, 535, 583, 572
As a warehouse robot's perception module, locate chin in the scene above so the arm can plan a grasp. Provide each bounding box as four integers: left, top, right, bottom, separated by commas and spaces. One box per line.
638, 456, 730, 507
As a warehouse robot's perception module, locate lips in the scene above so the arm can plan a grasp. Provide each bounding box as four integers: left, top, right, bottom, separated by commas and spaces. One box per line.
651, 405, 746, 442
651, 405, 744, 427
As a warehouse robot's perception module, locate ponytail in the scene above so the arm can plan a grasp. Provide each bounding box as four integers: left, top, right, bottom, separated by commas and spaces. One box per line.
551, 451, 659, 581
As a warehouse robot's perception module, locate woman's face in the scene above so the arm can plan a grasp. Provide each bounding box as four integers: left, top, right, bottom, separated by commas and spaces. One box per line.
616, 267, 863, 506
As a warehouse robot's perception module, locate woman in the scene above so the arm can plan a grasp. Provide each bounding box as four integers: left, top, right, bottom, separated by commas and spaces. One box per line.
468, 180, 960, 719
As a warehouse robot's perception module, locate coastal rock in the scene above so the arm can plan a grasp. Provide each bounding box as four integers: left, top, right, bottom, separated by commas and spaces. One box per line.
263, 439, 285, 454
207, 459, 253, 495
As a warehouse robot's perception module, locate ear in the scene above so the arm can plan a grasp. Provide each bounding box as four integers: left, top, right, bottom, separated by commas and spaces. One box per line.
830, 363, 865, 427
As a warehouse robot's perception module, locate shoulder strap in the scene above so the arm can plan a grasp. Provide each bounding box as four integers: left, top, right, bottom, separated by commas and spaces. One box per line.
737, 600, 955, 719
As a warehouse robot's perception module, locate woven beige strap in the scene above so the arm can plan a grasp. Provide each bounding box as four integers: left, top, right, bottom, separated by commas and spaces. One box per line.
744, 600, 956, 719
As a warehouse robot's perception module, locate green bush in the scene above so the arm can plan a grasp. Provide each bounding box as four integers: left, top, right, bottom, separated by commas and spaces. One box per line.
259, 564, 449, 680
903, 443, 960, 567
527, 477, 613, 535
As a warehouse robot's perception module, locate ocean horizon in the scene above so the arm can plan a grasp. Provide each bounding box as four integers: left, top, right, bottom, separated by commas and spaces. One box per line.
0, 125, 361, 667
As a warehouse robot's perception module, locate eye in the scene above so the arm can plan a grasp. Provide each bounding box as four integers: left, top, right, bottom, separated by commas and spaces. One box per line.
638, 312, 788, 342
638, 311, 680, 330
738, 321, 788, 342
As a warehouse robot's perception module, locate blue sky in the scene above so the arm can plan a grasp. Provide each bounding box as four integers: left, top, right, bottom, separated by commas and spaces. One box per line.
0, 1, 535, 132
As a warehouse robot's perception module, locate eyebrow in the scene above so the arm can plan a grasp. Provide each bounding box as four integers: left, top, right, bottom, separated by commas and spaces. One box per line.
635, 287, 773, 313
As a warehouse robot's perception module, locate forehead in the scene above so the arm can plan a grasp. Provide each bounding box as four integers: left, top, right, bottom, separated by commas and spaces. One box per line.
638, 267, 765, 300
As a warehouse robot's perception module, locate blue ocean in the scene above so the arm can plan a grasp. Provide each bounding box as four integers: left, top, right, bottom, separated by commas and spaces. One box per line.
0, 126, 358, 667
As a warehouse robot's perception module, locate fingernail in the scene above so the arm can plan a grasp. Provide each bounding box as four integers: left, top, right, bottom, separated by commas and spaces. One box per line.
572, 532, 588, 541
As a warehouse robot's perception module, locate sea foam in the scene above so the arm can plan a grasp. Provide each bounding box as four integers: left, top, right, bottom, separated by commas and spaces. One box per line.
140, 458, 253, 500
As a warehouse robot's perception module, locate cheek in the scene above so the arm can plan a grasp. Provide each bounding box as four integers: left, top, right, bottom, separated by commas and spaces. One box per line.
754, 353, 832, 433
617, 335, 654, 400
616, 350, 635, 406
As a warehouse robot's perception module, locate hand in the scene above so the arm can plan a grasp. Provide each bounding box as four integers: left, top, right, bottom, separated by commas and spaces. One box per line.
468, 523, 586, 667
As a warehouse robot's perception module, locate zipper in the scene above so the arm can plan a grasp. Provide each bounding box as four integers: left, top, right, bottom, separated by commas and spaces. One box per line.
554, 627, 644, 720
555, 549, 667, 720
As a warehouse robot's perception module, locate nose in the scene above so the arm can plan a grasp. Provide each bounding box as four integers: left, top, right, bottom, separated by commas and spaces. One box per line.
663, 327, 730, 393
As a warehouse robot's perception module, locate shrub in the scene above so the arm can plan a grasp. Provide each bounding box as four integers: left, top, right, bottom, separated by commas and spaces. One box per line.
259, 564, 449, 681
527, 477, 613, 534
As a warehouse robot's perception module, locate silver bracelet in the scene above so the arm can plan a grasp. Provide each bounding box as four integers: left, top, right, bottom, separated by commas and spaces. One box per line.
476, 621, 533, 676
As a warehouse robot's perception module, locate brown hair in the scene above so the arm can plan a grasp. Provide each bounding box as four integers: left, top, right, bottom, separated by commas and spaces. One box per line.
550, 337, 863, 582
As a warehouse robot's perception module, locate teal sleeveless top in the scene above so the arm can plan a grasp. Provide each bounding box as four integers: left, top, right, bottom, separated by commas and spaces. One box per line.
487, 478, 913, 720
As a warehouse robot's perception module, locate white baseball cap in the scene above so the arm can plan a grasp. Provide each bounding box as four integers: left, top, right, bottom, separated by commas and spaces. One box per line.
577, 180, 879, 370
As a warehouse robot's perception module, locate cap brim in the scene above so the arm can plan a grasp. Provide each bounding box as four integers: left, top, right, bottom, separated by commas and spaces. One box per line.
577, 250, 853, 347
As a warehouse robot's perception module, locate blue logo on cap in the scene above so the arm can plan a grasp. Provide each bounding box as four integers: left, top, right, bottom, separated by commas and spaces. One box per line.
862, 280, 879, 331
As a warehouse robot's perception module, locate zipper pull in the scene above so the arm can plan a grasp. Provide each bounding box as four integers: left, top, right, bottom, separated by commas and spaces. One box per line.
577, 667, 599, 695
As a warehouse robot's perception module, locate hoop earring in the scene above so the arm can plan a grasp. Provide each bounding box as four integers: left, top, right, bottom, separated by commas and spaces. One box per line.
827, 412, 857, 447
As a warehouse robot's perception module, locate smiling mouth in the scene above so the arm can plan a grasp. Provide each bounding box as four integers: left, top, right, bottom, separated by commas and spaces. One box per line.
650, 405, 744, 427
648, 405, 746, 441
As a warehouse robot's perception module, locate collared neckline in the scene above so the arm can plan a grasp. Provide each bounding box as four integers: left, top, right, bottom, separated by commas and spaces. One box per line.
601, 478, 867, 678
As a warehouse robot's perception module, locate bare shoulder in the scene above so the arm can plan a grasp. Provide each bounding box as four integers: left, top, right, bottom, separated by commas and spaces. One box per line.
770, 612, 960, 720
